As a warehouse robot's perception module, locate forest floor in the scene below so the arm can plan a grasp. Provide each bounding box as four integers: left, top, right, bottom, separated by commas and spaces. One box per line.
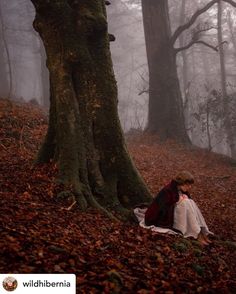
0, 97, 236, 293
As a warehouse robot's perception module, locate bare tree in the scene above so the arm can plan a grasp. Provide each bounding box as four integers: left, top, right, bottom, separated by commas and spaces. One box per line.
141, 0, 236, 146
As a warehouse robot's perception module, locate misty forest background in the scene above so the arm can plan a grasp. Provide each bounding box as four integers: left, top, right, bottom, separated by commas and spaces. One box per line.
1, 0, 236, 159
1, 0, 236, 292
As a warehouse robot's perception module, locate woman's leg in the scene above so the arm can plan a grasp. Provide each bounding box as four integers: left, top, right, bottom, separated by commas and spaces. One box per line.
197, 231, 210, 245
200, 227, 212, 243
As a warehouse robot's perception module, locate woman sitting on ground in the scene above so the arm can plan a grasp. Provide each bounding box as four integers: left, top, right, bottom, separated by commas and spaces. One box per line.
145, 171, 212, 245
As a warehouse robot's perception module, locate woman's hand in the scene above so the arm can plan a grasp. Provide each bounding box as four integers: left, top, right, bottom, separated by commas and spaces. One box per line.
179, 194, 189, 202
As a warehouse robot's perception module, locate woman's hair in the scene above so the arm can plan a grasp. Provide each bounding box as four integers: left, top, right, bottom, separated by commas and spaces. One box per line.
174, 170, 194, 185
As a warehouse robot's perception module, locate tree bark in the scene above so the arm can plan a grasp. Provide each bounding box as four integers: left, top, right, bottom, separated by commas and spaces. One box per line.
141, 0, 190, 142
30, 0, 152, 215
39, 40, 49, 108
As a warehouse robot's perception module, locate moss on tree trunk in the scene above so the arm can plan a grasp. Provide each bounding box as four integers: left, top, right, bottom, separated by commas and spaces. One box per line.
31, 0, 152, 217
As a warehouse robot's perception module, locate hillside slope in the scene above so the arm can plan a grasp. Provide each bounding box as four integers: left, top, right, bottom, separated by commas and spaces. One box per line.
0, 98, 235, 293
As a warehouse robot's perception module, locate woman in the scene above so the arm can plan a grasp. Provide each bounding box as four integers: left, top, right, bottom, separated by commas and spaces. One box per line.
144, 171, 212, 245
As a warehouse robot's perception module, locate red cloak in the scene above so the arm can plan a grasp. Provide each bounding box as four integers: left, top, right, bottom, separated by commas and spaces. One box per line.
144, 180, 180, 228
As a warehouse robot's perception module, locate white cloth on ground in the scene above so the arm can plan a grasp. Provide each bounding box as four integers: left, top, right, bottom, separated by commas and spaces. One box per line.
133, 207, 178, 235
134, 198, 213, 239
173, 197, 213, 239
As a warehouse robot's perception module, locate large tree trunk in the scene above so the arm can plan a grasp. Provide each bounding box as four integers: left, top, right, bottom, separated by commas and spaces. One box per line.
141, 0, 189, 143
31, 0, 152, 215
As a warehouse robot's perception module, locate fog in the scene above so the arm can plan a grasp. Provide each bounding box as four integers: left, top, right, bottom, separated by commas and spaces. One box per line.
108, 0, 148, 131
0, 0, 236, 159
0, 0, 48, 103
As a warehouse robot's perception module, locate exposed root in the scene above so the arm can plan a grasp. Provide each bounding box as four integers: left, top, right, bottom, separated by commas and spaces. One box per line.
57, 186, 88, 211
57, 180, 119, 221
86, 192, 119, 222
57, 190, 72, 199
72, 184, 88, 211
112, 203, 136, 222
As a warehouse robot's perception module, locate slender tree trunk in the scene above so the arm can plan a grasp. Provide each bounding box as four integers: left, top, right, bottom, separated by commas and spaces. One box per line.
226, 11, 236, 159
218, 0, 236, 159
206, 100, 212, 151
0, 3, 12, 99
178, 0, 188, 102
218, 0, 227, 97
141, 0, 189, 143
31, 0, 152, 215
0, 26, 9, 98
226, 10, 236, 68
201, 49, 211, 85
191, 48, 196, 81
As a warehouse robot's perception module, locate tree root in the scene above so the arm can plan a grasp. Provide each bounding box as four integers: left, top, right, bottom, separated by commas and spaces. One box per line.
57, 180, 119, 222
86, 192, 119, 222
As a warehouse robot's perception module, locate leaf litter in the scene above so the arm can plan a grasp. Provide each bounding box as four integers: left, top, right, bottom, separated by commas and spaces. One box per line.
0, 98, 235, 293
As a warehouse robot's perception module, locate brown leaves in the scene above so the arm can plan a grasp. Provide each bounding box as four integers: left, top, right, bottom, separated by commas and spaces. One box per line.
0, 98, 236, 292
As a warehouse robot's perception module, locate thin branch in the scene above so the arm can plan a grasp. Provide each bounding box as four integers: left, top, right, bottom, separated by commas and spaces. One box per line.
175, 40, 218, 54
138, 90, 149, 96
193, 25, 218, 35
215, 40, 228, 48
223, 0, 236, 7
65, 201, 77, 211
171, 0, 218, 45
171, 0, 236, 46
194, 41, 218, 51
190, 25, 217, 42
138, 71, 148, 82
